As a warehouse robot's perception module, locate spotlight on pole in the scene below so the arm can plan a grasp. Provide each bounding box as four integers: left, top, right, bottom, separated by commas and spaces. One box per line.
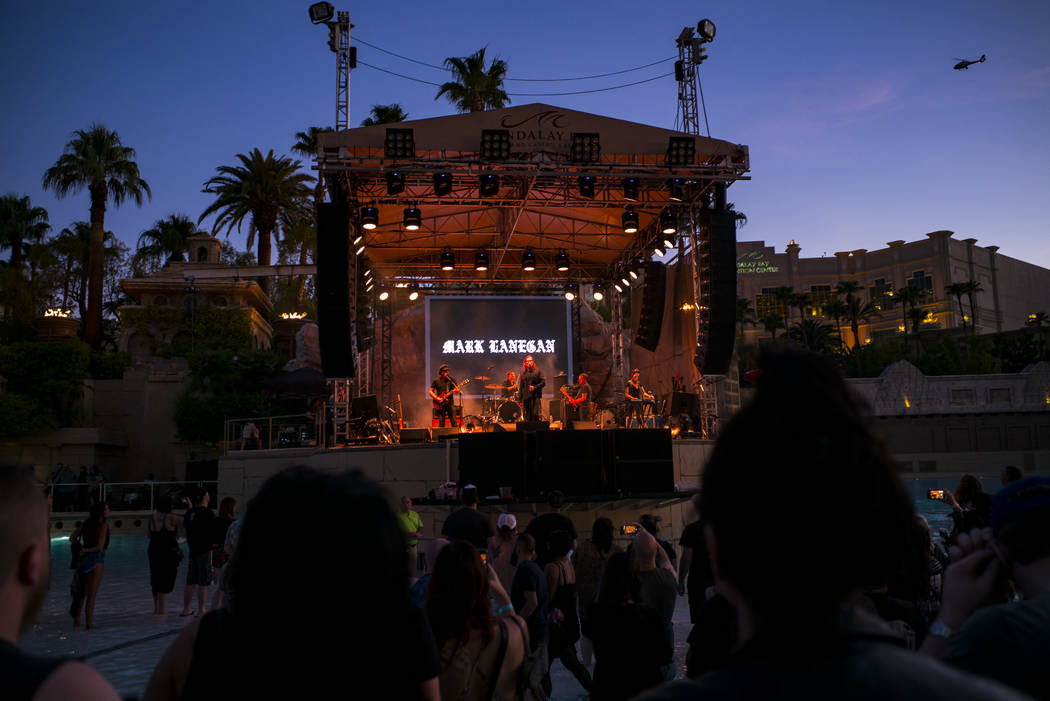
697, 18, 716, 41
308, 2, 334, 23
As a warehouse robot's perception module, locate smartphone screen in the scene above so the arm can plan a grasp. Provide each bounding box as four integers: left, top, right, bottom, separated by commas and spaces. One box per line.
927, 489, 945, 501
480, 552, 487, 564
621, 524, 639, 535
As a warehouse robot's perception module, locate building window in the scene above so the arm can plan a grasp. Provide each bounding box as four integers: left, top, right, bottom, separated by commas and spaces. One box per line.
808, 285, 834, 317
870, 278, 894, 311
755, 288, 787, 320
197, 247, 208, 263
908, 270, 934, 301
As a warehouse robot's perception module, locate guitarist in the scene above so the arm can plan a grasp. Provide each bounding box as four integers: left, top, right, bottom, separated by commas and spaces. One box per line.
429, 364, 461, 428
516, 355, 546, 422
561, 372, 593, 422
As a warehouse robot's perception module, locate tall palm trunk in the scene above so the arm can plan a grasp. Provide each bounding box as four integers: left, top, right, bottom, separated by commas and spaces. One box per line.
966, 292, 977, 333
954, 293, 966, 328
86, 183, 107, 347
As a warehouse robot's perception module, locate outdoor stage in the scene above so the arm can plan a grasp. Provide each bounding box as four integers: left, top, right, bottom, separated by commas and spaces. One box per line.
217, 431, 714, 540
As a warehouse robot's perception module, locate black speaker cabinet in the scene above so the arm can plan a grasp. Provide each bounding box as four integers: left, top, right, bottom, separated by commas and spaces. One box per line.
316, 201, 354, 378
668, 392, 700, 429
399, 428, 430, 444
606, 429, 674, 495
549, 399, 563, 422
635, 262, 667, 352
516, 420, 550, 432
698, 209, 737, 375
458, 432, 528, 499
530, 430, 607, 499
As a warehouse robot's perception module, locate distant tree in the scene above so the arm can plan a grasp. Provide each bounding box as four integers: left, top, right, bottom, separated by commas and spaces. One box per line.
789, 318, 837, 354
133, 214, 201, 276
771, 286, 794, 336
200, 149, 314, 294
907, 306, 928, 355
0, 194, 50, 271
896, 285, 925, 351
844, 295, 880, 373
42, 124, 151, 347
736, 297, 755, 331
945, 282, 969, 328
361, 104, 409, 126
291, 126, 335, 203
961, 280, 984, 332
760, 313, 784, 341
822, 299, 848, 351
788, 291, 811, 324
276, 198, 316, 309
435, 48, 509, 113
726, 202, 747, 229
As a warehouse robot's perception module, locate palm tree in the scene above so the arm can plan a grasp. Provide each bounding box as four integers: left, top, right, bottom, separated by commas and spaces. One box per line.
788, 291, 811, 324
896, 285, 925, 348
133, 214, 201, 275
961, 280, 984, 332
1026, 311, 1049, 361
726, 202, 747, 229
789, 318, 837, 354
760, 313, 785, 341
52, 222, 120, 321
844, 295, 880, 349
0, 194, 50, 271
822, 299, 848, 351
736, 297, 755, 328
945, 282, 969, 329
199, 149, 314, 294
907, 307, 927, 356
42, 124, 150, 347
771, 286, 794, 337
435, 48, 509, 113
277, 198, 316, 307
292, 127, 335, 204
361, 104, 409, 126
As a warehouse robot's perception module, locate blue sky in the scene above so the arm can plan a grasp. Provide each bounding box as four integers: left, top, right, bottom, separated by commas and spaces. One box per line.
2, 0, 1048, 268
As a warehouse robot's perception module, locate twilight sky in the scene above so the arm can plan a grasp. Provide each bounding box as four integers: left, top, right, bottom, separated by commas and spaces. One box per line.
2, 0, 1048, 268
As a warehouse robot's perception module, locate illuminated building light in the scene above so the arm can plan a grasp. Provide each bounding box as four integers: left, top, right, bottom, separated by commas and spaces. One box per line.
44, 308, 73, 318
280, 312, 308, 320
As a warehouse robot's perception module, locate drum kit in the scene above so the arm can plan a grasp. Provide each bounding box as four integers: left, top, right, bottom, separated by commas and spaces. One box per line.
473, 376, 522, 425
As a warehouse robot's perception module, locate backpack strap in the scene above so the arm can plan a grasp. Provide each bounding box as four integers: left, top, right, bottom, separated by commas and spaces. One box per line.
488, 619, 510, 701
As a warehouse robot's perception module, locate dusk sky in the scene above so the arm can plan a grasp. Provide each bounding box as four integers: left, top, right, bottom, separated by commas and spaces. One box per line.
2, 0, 1048, 269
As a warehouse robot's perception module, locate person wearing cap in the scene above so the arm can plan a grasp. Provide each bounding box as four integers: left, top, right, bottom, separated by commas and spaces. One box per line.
398, 496, 424, 575
440, 484, 494, 553
429, 364, 460, 428
921, 476, 1050, 698
493, 513, 519, 593
624, 369, 655, 428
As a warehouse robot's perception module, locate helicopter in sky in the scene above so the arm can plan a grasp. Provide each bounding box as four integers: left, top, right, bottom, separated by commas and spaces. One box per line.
953, 54, 986, 70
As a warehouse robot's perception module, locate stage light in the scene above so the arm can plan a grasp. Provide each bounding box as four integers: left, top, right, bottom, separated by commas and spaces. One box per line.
622, 177, 639, 201
653, 242, 665, 257
365, 281, 373, 292
592, 282, 604, 301
622, 209, 639, 234
521, 248, 536, 272
620, 271, 631, 286
356, 243, 366, 255
363, 267, 372, 278
629, 258, 641, 280
570, 132, 601, 162
479, 173, 500, 198
408, 284, 420, 301
394, 282, 409, 288
697, 18, 716, 41
360, 206, 378, 230
353, 234, 364, 246
666, 137, 696, 166
480, 129, 511, 160
386, 171, 405, 195
308, 2, 334, 23
667, 177, 685, 201
660, 207, 678, 235
440, 247, 455, 271
474, 248, 489, 271
578, 175, 595, 199
403, 207, 421, 230
378, 286, 390, 301
614, 282, 624, 293
556, 249, 570, 272
384, 128, 415, 158
564, 283, 577, 301
433, 172, 453, 196
663, 232, 677, 250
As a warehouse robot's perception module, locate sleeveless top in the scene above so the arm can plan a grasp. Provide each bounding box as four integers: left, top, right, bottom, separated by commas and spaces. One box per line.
0, 638, 68, 701
148, 517, 178, 551
550, 559, 581, 644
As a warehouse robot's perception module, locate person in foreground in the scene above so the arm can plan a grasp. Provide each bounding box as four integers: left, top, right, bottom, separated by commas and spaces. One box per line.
144, 466, 441, 700
0, 464, 120, 701
921, 476, 1050, 698
636, 350, 1026, 700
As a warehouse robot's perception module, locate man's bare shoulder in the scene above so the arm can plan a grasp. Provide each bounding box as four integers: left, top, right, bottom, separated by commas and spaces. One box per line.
33, 661, 121, 701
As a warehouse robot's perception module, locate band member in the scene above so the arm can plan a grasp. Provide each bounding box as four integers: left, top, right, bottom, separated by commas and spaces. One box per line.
624, 369, 655, 427
501, 370, 517, 400
517, 355, 545, 422
561, 372, 593, 422
429, 364, 460, 428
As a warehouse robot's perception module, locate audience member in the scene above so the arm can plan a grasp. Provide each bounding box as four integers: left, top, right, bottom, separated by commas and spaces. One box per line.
631, 524, 677, 679
677, 494, 715, 624
441, 485, 494, 552
945, 474, 993, 539
398, 496, 425, 574
543, 529, 592, 694
426, 540, 528, 700
492, 513, 518, 594
572, 516, 620, 666
1000, 464, 1023, 486
510, 533, 548, 654
921, 476, 1050, 698
144, 466, 440, 700
209, 497, 236, 610
0, 465, 121, 700
147, 495, 181, 615
411, 538, 450, 609
181, 489, 215, 617
70, 501, 110, 629
637, 350, 1023, 700
640, 514, 677, 569
584, 551, 670, 700
525, 490, 577, 566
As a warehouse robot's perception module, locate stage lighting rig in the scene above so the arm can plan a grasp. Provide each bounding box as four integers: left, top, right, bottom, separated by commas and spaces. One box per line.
403, 207, 421, 230
480, 129, 511, 160
440, 247, 455, 271
660, 207, 678, 235
622, 209, 639, 234
666, 137, 696, 166
592, 282, 605, 301
622, 177, 640, 201
479, 173, 500, 198
570, 132, 601, 162
386, 170, 405, 195
521, 248, 536, 272
433, 172, 453, 196
384, 128, 415, 158
360, 206, 378, 230
578, 175, 595, 199
474, 249, 489, 271
556, 249, 571, 272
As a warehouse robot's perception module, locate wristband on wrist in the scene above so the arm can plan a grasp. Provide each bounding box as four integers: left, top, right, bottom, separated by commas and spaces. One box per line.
496, 603, 514, 615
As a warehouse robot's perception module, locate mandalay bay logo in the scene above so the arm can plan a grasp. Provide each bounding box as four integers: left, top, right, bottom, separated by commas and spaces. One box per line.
441, 338, 556, 355
736, 250, 780, 274
499, 110, 570, 150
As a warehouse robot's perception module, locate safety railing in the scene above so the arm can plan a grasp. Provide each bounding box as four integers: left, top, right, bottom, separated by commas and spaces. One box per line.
47, 480, 218, 514
223, 413, 323, 456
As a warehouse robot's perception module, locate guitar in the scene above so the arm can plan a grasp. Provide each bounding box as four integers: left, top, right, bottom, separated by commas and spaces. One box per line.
396, 393, 404, 431
560, 385, 586, 407
431, 378, 470, 409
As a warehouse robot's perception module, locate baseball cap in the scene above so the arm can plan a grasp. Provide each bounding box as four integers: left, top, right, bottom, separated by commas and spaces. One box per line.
497, 513, 518, 530
992, 476, 1050, 531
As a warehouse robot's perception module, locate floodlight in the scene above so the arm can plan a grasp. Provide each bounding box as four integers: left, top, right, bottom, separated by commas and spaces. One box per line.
622, 209, 639, 234
384, 128, 415, 158
356, 242, 366, 255
578, 175, 595, 199
408, 285, 420, 301
555, 249, 570, 272
660, 207, 678, 235
667, 177, 685, 201
697, 18, 716, 41
378, 286, 390, 301
592, 282, 604, 301
480, 129, 511, 160
653, 242, 665, 258
479, 173, 500, 198
474, 249, 489, 271
433, 172, 453, 196
386, 171, 405, 195
360, 206, 379, 230
620, 271, 631, 287
622, 177, 640, 201
521, 248, 536, 272
353, 233, 363, 245
564, 283, 577, 301
570, 133, 601, 162
309, 2, 334, 23
403, 207, 421, 230
440, 247, 455, 271
663, 233, 677, 250
614, 282, 624, 293
666, 137, 696, 166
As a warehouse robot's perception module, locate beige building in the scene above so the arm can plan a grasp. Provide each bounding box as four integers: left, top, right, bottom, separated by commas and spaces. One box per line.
737, 230, 1050, 346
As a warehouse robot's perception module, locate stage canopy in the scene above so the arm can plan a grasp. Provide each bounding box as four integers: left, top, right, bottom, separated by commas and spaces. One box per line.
315, 103, 749, 290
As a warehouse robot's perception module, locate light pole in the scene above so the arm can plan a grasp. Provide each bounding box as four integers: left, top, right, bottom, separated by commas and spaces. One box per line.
309, 2, 354, 131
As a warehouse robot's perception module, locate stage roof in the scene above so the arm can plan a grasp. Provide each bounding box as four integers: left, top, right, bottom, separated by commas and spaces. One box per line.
316, 104, 749, 288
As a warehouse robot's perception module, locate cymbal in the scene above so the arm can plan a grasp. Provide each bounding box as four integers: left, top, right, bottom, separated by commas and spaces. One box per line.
484, 383, 504, 390
474, 375, 491, 381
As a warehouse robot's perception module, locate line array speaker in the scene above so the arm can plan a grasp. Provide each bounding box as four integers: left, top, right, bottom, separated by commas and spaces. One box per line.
635, 262, 666, 352
316, 201, 354, 378
695, 209, 737, 375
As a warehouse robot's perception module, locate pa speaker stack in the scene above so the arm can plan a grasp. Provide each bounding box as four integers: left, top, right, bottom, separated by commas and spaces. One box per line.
634, 262, 666, 352
316, 201, 354, 378
695, 209, 737, 375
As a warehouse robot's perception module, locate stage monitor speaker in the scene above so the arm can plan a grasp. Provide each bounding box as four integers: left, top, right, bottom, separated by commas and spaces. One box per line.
516, 420, 550, 432
572, 421, 597, 430
668, 392, 700, 429
606, 429, 674, 495
316, 201, 354, 378
553, 373, 569, 392
549, 400, 563, 422
530, 430, 607, 499
432, 427, 461, 441
634, 262, 666, 352
399, 428, 430, 443
458, 432, 528, 499
697, 209, 737, 375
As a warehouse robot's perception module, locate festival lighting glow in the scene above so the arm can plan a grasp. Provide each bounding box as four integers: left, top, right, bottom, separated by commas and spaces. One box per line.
44, 308, 73, 317
280, 312, 308, 320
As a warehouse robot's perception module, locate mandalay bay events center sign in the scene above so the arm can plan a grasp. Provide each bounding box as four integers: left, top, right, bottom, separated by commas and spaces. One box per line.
736, 249, 780, 274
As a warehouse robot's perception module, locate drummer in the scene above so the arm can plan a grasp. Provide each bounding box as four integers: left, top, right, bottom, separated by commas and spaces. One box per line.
501, 370, 517, 400
624, 369, 655, 427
